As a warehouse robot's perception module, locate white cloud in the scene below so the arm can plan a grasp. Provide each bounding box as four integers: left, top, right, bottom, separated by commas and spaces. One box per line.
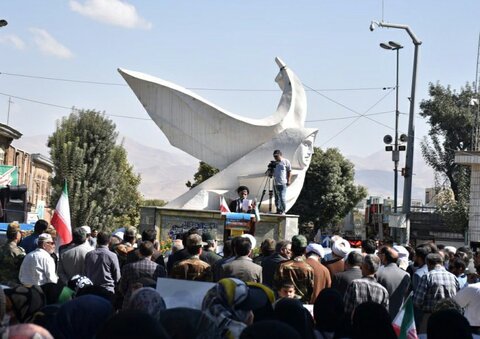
0, 34, 26, 50
29, 28, 74, 59
69, 0, 152, 29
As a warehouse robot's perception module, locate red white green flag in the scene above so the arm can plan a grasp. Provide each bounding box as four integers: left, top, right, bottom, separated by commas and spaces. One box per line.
220, 196, 230, 214
392, 294, 418, 339
51, 181, 72, 246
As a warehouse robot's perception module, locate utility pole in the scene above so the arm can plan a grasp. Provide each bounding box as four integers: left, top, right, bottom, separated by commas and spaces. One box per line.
7, 97, 13, 125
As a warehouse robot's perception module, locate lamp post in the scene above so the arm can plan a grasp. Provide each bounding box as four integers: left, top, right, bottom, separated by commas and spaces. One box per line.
380, 41, 403, 215
380, 41, 404, 244
371, 21, 422, 244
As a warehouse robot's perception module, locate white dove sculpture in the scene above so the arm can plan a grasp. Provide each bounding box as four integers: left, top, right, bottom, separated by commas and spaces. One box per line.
119, 58, 318, 212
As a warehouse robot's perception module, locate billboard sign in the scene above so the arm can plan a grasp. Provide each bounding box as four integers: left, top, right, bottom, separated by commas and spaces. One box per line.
0, 166, 18, 188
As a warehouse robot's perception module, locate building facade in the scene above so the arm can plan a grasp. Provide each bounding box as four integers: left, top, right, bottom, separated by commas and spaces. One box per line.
0, 123, 53, 222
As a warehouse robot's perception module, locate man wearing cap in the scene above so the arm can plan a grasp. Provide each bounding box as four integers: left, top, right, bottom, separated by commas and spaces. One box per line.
200, 232, 222, 266
79, 225, 95, 249
274, 235, 314, 303
271, 150, 291, 215
57, 227, 93, 284
305, 243, 331, 303
0, 222, 25, 285
323, 238, 350, 276
222, 237, 262, 283
19, 233, 58, 286
376, 246, 411, 317
171, 234, 213, 281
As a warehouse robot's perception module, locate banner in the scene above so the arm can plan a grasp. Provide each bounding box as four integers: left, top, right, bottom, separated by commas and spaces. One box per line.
0, 165, 18, 188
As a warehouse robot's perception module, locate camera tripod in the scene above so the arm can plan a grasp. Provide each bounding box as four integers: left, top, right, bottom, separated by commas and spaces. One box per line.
258, 174, 277, 213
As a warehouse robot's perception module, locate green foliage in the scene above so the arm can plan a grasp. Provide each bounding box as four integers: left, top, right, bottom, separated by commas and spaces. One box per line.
186, 161, 219, 189
141, 199, 168, 207
419, 82, 475, 201
434, 190, 469, 233
419, 82, 476, 232
48, 109, 142, 231
290, 147, 367, 229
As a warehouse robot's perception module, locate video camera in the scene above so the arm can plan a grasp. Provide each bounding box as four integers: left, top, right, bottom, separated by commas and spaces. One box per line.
266, 160, 277, 177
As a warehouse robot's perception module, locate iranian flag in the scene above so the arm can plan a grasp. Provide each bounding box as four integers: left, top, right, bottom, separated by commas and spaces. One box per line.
220, 196, 230, 214
51, 181, 72, 246
392, 294, 418, 339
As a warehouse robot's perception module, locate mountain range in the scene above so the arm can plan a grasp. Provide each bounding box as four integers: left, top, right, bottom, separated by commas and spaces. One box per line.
13, 135, 434, 203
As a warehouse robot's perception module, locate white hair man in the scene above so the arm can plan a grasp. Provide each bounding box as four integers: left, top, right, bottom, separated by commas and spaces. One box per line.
19, 233, 58, 286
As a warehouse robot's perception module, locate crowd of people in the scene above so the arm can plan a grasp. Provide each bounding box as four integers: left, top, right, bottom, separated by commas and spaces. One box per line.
0, 218, 479, 338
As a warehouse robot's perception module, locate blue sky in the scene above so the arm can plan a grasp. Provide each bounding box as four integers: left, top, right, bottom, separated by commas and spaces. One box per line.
0, 0, 479, 163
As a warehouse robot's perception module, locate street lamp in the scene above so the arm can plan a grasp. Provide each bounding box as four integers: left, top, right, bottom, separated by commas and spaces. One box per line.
380, 41, 403, 215
0, 20, 7, 28
370, 21, 422, 244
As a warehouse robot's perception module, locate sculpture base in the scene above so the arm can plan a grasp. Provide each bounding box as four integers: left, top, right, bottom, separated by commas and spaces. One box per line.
139, 206, 299, 245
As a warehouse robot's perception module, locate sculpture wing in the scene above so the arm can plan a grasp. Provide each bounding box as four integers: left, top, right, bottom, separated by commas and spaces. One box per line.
118, 58, 306, 170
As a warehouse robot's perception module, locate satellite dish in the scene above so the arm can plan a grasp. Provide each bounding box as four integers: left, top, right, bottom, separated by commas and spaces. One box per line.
383, 135, 393, 144
399, 134, 408, 142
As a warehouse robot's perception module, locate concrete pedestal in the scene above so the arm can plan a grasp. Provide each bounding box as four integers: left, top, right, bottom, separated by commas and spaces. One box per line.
139, 206, 299, 246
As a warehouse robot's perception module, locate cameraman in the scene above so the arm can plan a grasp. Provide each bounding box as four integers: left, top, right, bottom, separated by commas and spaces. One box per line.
272, 150, 291, 215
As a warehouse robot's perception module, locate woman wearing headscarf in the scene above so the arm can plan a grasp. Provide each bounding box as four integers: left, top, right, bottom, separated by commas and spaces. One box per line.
97, 310, 169, 339
274, 298, 315, 339
55, 295, 113, 339
240, 320, 301, 339
124, 287, 166, 319
159, 307, 221, 339
313, 288, 345, 339
202, 278, 267, 339
351, 302, 396, 339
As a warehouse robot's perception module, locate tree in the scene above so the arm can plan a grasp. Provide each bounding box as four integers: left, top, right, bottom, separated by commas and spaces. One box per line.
419, 82, 476, 233
419, 82, 475, 201
290, 147, 367, 230
48, 109, 142, 231
111, 144, 142, 228
185, 161, 219, 189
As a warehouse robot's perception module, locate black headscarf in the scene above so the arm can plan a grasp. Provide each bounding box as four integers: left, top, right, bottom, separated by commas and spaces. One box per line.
56, 295, 113, 339
427, 309, 473, 339
240, 320, 301, 339
351, 302, 396, 339
159, 307, 221, 339
313, 288, 344, 333
274, 298, 315, 339
97, 310, 170, 339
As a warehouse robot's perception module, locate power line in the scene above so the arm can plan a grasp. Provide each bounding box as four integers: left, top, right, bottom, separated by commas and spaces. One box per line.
306, 110, 395, 122
0, 92, 151, 121
0, 71, 391, 92
0, 91, 402, 124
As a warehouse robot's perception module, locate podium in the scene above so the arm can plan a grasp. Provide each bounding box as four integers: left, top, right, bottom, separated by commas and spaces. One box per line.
223, 212, 255, 239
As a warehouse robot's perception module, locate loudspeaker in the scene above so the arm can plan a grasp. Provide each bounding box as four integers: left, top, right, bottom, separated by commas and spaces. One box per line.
2, 185, 28, 223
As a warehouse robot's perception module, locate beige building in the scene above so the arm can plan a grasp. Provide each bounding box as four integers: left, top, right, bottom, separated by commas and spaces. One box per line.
0, 123, 53, 221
